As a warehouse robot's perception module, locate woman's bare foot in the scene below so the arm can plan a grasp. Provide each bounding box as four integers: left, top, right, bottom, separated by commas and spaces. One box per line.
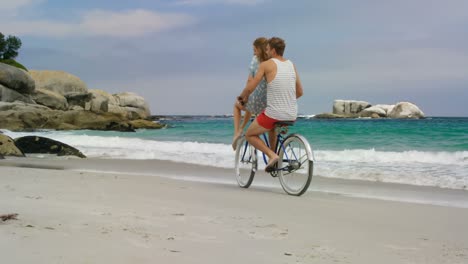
231, 132, 242, 150
265, 155, 279, 172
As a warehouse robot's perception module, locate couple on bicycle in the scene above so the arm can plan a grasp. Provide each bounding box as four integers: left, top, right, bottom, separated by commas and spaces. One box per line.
233, 37, 304, 172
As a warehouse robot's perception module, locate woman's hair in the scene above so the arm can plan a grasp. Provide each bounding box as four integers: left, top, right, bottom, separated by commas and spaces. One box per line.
253, 37, 269, 62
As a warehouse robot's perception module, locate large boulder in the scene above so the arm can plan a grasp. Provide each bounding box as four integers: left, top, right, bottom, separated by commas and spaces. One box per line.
360, 104, 394, 118
333, 100, 371, 115
114, 92, 150, 119
89, 89, 113, 113
374, 104, 394, 115
0, 84, 35, 103
29, 70, 88, 97
32, 88, 68, 110
14, 136, 86, 158
388, 102, 425, 119
0, 102, 52, 131
0, 62, 35, 94
0, 134, 25, 157
65, 92, 93, 110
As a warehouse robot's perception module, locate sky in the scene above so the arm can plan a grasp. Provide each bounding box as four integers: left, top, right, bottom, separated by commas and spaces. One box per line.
1, 0, 468, 116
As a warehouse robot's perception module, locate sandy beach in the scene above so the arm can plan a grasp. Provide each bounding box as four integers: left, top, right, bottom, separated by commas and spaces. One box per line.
1, 158, 468, 264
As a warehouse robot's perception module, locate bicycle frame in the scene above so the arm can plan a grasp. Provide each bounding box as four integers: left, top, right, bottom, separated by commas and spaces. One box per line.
249, 126, 306, 173
239, 122, 313, 172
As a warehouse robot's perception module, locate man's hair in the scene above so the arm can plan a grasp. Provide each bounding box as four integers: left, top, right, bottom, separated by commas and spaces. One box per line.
268, 37, 286, 56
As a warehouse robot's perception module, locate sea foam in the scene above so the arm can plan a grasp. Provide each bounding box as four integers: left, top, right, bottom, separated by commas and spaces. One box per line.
2, 130, 467, 190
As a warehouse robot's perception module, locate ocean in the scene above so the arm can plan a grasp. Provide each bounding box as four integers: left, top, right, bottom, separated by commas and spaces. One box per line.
2, 116, 468, 190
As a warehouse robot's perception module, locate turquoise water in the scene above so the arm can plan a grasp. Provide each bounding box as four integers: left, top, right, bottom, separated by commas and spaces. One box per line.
142, 117, 468, 152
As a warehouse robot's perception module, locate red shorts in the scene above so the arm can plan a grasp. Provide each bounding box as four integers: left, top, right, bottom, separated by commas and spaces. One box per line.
256, 112, 279, 130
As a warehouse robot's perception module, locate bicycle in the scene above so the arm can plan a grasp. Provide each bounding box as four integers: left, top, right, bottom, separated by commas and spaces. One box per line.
234, 121, 314, 196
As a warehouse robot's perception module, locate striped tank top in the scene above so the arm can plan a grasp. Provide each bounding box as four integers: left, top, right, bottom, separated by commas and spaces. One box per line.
265, 58, 297, 120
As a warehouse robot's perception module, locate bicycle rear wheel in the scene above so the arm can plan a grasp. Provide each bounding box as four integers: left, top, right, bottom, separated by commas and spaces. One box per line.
234, 136, 257, 188
277, 134, 313, 196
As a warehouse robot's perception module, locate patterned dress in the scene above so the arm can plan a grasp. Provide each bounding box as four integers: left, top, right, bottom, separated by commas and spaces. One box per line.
245, 56, 267, 115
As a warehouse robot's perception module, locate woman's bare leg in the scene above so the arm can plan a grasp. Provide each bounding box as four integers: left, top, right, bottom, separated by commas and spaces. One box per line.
232, 102, 244, 150
240, 111, 252, 132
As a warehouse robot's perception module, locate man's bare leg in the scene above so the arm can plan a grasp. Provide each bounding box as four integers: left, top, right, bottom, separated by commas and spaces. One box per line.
245, 120, 279, 171
268, 130, 277, 153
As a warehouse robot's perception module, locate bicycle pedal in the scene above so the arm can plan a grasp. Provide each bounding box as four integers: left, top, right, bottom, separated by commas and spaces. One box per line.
288, 161, 301, 170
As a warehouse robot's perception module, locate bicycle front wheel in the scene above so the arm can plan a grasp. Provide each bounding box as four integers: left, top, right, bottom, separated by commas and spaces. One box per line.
234, 136, 257, 188
277, 134, 313, 196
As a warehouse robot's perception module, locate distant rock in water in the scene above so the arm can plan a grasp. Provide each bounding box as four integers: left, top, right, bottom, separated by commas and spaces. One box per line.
14, 136, 86, 158
315, 100, 425, 119
388, 102, 425, 119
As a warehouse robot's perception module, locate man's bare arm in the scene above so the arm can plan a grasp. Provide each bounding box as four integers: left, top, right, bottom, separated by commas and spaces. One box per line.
239, 62, 266, 101
246, 74, 254, 85
294, 65, 303, 99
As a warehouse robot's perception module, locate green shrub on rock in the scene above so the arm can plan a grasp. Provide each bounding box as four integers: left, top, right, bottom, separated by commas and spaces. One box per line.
0, 59, 28, 71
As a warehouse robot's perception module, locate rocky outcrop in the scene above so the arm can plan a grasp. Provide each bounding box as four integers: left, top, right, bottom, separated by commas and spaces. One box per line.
0, 63, 164, 131
0, 63, 35, 94
0, 101, 162, 131
14, 136, 86, 158
0, 134, 25, 157
388, 102, 425, 119
317, 100, 425, 119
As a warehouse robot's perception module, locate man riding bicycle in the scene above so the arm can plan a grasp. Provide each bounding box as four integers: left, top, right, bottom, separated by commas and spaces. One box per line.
238, 37, 304, 172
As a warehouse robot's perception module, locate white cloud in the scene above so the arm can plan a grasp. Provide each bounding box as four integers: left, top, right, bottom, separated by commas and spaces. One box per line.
81, 9, 195, 37
1, 9, 196, 37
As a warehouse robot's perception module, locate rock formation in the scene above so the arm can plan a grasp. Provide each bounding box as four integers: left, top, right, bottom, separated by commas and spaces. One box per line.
0, 63, 164, 131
